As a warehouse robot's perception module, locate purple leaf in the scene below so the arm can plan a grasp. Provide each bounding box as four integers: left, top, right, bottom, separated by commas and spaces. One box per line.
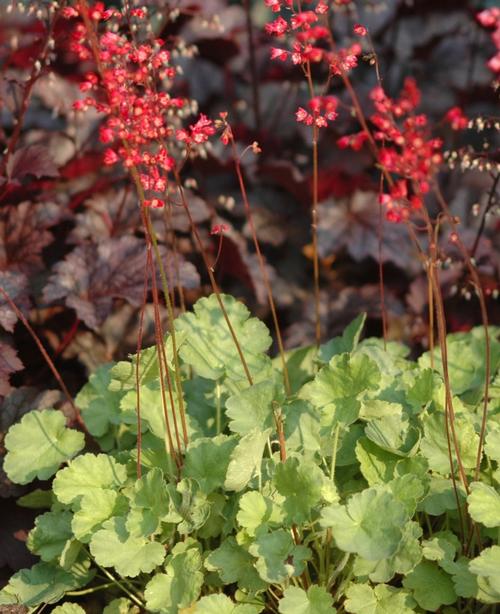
0, 271, 30, 333
6, 145, 59, 182
317, 191, 421, 273
0, 202, 58, 274
43, 236, 200, 330
0, 342, 23, 397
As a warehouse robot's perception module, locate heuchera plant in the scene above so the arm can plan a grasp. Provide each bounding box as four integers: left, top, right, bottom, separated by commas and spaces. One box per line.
1, 299, 500, 612
0, 0, 499, 612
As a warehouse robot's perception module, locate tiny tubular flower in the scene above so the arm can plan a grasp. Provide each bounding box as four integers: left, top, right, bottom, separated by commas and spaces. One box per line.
211, 223, 229, 235
353, 24, 367, 36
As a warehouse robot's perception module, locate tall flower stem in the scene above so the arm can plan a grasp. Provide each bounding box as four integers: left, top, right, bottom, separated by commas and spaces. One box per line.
304, 64, 322, 349
173, 169, 254, 386
230, 138, 291, 395
0, 285, 83, 426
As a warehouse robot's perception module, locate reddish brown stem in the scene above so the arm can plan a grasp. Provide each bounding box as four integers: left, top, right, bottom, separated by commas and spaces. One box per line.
231, 139, 291, 395
174, 169, 254, 386
0, 285, 82, 426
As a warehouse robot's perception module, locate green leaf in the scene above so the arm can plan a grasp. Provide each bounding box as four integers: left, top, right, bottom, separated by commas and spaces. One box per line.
276, 345, 317, 393
469, 545, 500, 597
422, 531, 460, 569
237, 491, 284, 537
103, 598, 140, 614
52, 604, 86, 614
485, 423, 500, 463
273, 457, 324, 524
226, 380, 280, 435
175, 478, 210, 534
72, 489, 128, 543
126, 467, 172, 537
306, 353, 380, 410
365, 413, 418, 456
194, 594, 260, 614
403, 561, 456, 611
174, 294, 272, 382
389, 474, 426, 516
352, 521, 422, 584
120, 380, 190, 442
76, 363, 124, 437
406, 368, 434, 409
224, 428, 270, 492
468, 482, 500, 528
184, 435, 237, 493
319, 314, 366, 363
109, 332, 186, 392
248, 529, 310, 584
144, 545, 203, 613
4, 409, 84, 484
448, 557, 479, 599
283, 399, 321, 456
27, 510, 73, 562
89, 516, 165, 577
205, 537, 266, 593
321, 487, 407, 560
17, 488, 53, 509
355, 438, 398, 485
0, 561, 93, 607
420, 412, 479, 474
278, 585, 336, 613
344, 583, 416, 614
419, 327, 500, 398
53, 453, 127, 505
419, 477, 466, 516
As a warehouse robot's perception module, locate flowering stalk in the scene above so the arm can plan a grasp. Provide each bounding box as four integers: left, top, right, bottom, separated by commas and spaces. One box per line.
75, 0, 189, 456
220, 119, 291, 395
173, 169, 255, 386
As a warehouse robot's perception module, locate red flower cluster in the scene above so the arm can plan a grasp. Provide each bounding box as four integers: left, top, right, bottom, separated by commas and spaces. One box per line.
477, 8, 500, 73
65, 2, 216, 209
368, 78, 446, 221
444, 106, 468, 131
264, 1, 362, 77
296, 96, 338, 128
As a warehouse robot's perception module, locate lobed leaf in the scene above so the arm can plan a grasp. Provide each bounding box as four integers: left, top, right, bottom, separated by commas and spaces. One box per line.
4, 410, 84, 485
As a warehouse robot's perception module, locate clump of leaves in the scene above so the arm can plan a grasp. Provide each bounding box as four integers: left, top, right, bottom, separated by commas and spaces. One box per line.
1, 294, 499, 612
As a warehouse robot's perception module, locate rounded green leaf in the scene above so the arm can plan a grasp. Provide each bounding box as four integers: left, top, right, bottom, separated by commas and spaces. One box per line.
174, 294, 272, 381
4, 410, 84, 484
306, 352, 380, 410
469, 545, 500, 595
0, 561, 93, 607
53, 453, 127, 505
52, 604, 86, 614
89, 517, 165, 577
194, 593, 260, 613
224, 428, 270, 492
205, 537, 266, 593
420, 412, 478, 474
273, 457, 324, 524
27, 510, 73, 561
226, 380, 279, 435
403, 561, 456, 611
144, 548, 203, 613
72, 490, 128, 543
184, 435, 237, 493
345, 583, 416, 614
278, 585, 336, 613
321, 487, 407, 560
248, 529, 310, 584
76, 363, 124, 437
236, 491, 283, 536
467, 482, 500, 528
103, 597, 140, 613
